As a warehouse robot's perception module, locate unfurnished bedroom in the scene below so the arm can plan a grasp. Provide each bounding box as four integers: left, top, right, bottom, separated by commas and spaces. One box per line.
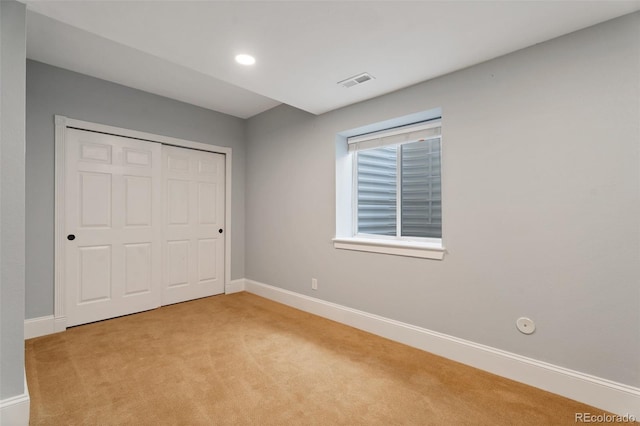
1, 1, 639, 425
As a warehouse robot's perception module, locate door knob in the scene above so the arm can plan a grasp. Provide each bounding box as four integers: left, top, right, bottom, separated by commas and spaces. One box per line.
218, 229, 223, 234
67, 234, 76, 241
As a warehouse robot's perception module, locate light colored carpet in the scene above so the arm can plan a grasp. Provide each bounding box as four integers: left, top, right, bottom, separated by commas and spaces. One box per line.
26, 292, 604, 425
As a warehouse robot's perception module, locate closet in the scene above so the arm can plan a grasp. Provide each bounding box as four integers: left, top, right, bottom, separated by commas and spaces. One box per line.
62, 126, 226, 327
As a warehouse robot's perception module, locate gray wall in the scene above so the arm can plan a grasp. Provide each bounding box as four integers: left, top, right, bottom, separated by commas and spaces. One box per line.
246, 13, 640, 387
1, 0, 27, 399
26, 60, 246, 318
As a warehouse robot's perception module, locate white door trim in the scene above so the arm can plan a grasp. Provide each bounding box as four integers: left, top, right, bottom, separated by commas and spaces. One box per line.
54, 115, 232, 330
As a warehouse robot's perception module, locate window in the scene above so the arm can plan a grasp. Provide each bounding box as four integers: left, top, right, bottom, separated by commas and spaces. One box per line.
334, 118, 445, 259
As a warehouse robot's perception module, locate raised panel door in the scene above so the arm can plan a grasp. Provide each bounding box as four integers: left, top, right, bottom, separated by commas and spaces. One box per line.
65, 128, 161, 326
162, 145, 225, 305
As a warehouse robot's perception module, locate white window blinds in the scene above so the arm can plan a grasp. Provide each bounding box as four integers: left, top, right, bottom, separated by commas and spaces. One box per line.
347, 120, 441, 152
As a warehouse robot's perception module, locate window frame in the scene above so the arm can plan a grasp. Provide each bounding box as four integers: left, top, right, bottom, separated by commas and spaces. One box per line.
333, 117, 446, 260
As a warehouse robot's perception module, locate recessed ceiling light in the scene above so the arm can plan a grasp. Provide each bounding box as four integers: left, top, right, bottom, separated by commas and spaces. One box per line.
235, 54, 256, 66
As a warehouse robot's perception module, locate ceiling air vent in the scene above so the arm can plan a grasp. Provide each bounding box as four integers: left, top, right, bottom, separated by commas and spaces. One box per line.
338, 72, 375, 88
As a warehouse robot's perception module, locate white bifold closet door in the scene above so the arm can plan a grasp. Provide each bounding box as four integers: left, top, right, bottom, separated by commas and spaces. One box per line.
64, 129, 225, 327
162, 145, 225, 305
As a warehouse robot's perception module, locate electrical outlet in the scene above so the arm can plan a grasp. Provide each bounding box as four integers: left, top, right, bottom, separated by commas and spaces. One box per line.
311, 278, 318, 290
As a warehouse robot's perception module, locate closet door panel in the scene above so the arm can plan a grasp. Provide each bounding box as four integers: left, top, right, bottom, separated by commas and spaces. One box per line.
65, 129, 161, 327
162, 145, 225, 305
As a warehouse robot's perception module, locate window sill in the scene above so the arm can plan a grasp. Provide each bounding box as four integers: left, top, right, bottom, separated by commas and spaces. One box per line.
332, 237, 445, 260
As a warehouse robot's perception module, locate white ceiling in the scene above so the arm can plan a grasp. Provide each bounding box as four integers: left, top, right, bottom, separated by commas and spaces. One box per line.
24, 1, 640, 119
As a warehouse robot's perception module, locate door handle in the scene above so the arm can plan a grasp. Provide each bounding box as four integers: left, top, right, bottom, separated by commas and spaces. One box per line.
67, 234, 76, 241
218, 229, 223, 234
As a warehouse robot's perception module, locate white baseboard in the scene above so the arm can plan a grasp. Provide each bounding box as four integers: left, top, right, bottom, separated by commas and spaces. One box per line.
24, 315, 66, 339
244, 279, 640, 419
0, 371, 30, 426
24, 315, 55, 339
226, 278, 246, 294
